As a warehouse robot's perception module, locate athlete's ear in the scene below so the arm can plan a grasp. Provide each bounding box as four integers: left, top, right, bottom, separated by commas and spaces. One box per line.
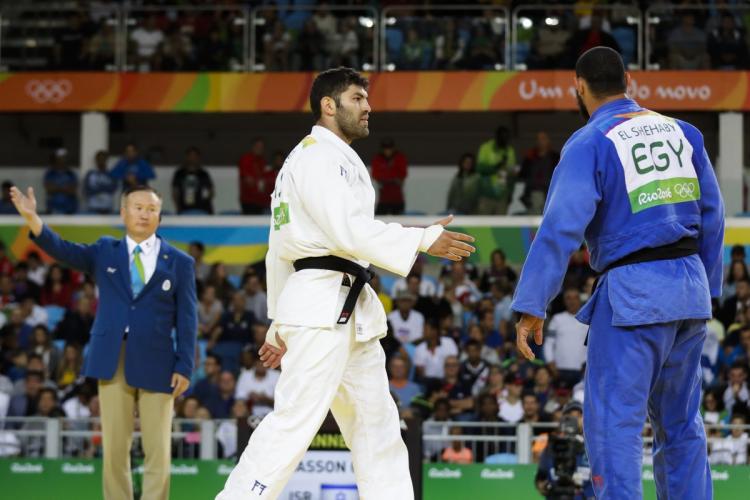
624, 72, 632, 94
321, 96, 336, 117
573, 76, 584, 97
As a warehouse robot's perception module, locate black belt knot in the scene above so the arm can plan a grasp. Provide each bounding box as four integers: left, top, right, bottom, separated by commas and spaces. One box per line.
293, 256, 372, 325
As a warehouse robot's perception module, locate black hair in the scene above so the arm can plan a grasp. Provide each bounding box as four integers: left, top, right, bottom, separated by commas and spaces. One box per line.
465, 339, 482, 351
309, 67, 369, 121
575, 46, 627, 98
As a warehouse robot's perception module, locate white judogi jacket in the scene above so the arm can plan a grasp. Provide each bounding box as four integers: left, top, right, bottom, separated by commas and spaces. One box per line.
266, 125, 441, 342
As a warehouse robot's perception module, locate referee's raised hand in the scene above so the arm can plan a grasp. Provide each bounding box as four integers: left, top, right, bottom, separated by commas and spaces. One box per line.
426, 214, 476, 262
10, 186, 43, 236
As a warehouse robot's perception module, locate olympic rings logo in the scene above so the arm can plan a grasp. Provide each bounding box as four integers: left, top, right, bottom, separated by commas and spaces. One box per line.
25, 79, 72, 104
673, 182, 696, 198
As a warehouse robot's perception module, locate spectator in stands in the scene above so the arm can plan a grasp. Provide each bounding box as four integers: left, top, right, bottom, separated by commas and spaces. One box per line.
726, 244, 746, 278
475, 393, 505, 462
464, 324, 500, 366
19, 296, 47, 330
527, 16, 572, 69
209, 291, 255, 372
40, 264, 73, 308
476, 126, 516, 215
414, 319, 459, 382
28, 326, 60, 377
25, 252, 46, 287
0, 240, 13, 277
295, 19, 326, 71
192, 353, 222, 405
709, 413, 749, 465
83, 150, 117, 214
216, 399, 248, 459
56, 12, 89, 70
110, 143, 156, 190
371, 137, 408, 215
388, 356, 421, 414
482, 365, 504, 400
198, 285, 223, 340
54, 296, 94, 348
423, 398, 452, 459
14, 263, 40, 303
434, 17, 466, 70
203, 370, 236, 420
44, 148, 78, 215
312, 3, 338, 49
438, 355, 475, 420
566, 15, 621, 67
724, 362, 749, 416
479, 248, 517, 294
206, 262, 235, 304
465, 24, 498, 70
702, 389, 728, 426
235, 350, 279, 418
263, 21, 292, 71
392, 256, 437, 298
370, 273, 393, 313
0, 309, 30, 355
388, 290, 425, 344
446, 153, 479, 215
533, 366, 554, 408
521, 392, 549, 429
337, 17, 360, 69
459, 340, 490, 396
187, 241, 210, 283
56, 343, 82, 390
195, 29, 231, 71
545, 288, 588, 386
401, 28, 430, 70
724, 260, 750, 303
238, 138, 275, 215
668, 12, 709, 70
518, 131, 559, 214
499, 374, 524, 423
85, 19, 116, 70
0, 274, 15, 307
160, 27, 195, 71
172, 147, 214, 214
242, 273, 268, 325
0, 181, 17, 214
7, 370, 43, 419
708, 13, 749, 70
442, 426, 473, 464
130, 14, 165, 71
721, 278, 750, 328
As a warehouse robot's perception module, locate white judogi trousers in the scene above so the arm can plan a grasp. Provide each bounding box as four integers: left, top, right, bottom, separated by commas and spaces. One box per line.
216, 291, 414, 500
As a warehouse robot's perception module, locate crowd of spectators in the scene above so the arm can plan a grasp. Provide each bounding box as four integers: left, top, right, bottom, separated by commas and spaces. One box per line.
8, 1, 750, 72
0, 200, 748, 463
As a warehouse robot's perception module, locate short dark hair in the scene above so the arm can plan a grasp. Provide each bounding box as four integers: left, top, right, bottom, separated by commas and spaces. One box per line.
121, 185, 162, 205
309, 67, 369, 121
189, 241, 205, 252
465, 339, 482, 351
575, 46, 627, 98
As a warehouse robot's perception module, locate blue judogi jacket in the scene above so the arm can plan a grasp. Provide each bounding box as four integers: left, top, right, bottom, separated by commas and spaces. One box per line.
512, 98, 725, 326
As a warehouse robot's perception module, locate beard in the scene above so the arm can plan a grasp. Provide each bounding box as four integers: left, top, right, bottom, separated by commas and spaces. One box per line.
576, 91, 590, 121
335, 105, 369, 142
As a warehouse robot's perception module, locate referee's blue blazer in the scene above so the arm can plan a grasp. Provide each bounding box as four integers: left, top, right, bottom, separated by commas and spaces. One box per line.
32, 225, 198, 394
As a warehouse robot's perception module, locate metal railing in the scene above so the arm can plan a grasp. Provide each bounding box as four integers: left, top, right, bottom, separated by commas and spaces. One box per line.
0, 417, 232, 460
425, 421, 750, 465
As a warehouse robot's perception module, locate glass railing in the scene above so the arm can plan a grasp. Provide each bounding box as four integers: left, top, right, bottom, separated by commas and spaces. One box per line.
645, 5, 750, 70
511, 4, 642, 70
380, 5, 510, 71
250, 5, 378, 72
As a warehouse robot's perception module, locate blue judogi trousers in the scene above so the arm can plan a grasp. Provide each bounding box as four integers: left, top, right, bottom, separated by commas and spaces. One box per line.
583, 283, 712, 500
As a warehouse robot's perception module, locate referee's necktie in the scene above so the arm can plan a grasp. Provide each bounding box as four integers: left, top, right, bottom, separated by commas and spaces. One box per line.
130, 245, 145, 296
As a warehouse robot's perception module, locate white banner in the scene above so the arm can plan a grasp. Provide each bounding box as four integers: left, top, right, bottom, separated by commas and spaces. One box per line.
280, 450, 358, 500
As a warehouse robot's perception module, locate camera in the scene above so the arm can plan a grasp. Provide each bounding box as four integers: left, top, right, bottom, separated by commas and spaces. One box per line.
545, 415, 586, 500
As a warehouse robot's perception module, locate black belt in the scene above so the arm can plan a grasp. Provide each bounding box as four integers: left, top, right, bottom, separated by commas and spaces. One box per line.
601, 236, 699, 273
585, 237, 699, 346
293, 256, 372, 325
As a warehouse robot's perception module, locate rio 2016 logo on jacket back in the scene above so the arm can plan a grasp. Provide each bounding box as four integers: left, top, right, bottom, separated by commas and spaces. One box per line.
605, 111, 700, 214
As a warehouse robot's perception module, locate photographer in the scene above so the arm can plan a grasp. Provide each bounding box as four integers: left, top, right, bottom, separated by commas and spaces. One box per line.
535, 401, 593, 500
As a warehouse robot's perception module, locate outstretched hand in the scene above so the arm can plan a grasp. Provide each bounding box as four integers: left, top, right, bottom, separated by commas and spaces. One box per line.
427, 215, 476, 262
10, 186, 43, 236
